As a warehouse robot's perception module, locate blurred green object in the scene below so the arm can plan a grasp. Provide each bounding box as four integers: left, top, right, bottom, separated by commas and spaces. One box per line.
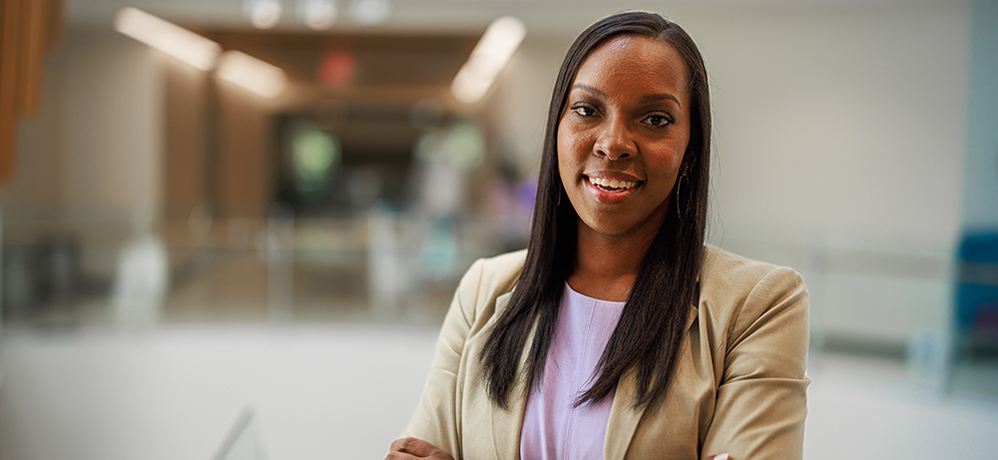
292, 125, 341, 201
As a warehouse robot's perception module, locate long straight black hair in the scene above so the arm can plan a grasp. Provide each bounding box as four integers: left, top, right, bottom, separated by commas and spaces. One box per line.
480, 12, 711, 410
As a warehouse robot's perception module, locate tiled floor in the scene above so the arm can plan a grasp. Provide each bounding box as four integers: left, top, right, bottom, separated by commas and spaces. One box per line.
1, 325, 996, 460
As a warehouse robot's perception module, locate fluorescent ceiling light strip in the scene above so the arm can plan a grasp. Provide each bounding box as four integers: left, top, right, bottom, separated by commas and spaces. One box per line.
451, 16, 526, 104
114, 7, 221, 71
217, 51, 288, 98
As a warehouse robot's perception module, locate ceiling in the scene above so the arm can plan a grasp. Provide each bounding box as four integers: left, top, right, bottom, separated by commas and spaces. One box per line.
67, 0, 952, 36
208, 30, 477, 88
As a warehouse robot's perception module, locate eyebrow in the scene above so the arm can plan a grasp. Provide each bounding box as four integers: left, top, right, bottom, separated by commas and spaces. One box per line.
572, 83, 682, 108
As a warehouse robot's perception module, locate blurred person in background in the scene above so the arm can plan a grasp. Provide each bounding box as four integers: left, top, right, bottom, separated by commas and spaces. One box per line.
387, 11, 809, 460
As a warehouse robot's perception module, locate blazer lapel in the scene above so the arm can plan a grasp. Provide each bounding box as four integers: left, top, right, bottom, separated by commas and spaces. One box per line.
603, 366, 644, 460
603, 302, 699, 460
488, 291, 536, 460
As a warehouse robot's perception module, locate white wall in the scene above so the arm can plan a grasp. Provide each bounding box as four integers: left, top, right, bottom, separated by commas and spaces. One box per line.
5, 28, 162, 231
491, 3, 969, 345
690, 6, 966, 249
58, 28, 163, 231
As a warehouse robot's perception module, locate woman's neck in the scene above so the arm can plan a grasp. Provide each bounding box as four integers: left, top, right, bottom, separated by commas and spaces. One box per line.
567, 220, 657, 302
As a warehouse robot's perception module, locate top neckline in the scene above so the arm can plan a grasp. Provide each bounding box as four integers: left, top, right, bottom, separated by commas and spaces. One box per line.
564, 282, 627, 306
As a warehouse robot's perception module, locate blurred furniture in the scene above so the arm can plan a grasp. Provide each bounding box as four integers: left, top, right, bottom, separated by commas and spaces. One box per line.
955, 231, 998, 358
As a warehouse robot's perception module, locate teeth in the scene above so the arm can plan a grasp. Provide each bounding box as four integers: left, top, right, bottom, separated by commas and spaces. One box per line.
588, 176, 637, 190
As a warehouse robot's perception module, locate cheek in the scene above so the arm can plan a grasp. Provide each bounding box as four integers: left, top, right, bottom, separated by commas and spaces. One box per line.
556, 126, 580, 173
648, 143, 687, 192
657, 131, 690, 173
556, 120, 572, 157
556, 122, 591, 162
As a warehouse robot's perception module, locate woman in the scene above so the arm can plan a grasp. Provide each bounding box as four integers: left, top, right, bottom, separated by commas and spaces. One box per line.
387, 11, 809, 460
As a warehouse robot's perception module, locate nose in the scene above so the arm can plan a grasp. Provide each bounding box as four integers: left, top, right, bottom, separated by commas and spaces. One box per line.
593, 116, 635, 160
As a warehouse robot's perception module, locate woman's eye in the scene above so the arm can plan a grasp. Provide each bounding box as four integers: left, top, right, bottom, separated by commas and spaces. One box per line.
643, 114, 672, 127
572, 106, 596, 117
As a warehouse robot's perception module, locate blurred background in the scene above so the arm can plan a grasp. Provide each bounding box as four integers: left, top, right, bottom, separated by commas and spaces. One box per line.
0, 0, 997, 458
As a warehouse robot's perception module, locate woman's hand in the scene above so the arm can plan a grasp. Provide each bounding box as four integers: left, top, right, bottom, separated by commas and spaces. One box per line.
385, 437, 455, 460
702, 454, 731, 460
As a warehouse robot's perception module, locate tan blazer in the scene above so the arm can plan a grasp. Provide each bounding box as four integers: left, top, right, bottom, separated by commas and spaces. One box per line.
403, 245, 809, 460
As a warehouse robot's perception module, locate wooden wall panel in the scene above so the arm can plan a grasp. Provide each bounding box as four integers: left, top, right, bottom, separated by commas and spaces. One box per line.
0, 0, 61, 183
46, 0, 60, 48
218, 82, 271, 218
18, 0, 49, 117
0, 0, 22, 182
164, 60, 208, 218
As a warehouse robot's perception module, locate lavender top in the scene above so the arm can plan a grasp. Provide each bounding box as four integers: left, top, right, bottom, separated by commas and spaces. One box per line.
519, 283, 627, 460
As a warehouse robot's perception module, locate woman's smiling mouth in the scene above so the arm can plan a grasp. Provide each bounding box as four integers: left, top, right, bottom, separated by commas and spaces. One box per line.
586, 175, 640, 192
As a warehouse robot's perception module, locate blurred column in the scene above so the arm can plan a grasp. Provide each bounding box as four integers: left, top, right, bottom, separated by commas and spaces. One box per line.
111, 234, 170, 327
367, 207, 401, 319
803, 236, 828, 368
961, 0, 998, 230
266, 203, 294, 321
0, 209, 4, 332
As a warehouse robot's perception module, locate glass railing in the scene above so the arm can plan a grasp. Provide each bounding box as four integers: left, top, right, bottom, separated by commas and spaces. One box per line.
0, 210, 531, 329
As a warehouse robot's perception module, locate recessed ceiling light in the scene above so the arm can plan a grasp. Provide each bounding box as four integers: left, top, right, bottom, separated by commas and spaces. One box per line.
299, 0, 337, 30
350, 0, 391, 26
246, 0, 283, 29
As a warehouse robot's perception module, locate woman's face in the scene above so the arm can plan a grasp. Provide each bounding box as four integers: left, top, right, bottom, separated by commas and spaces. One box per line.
557, 34, 691, 241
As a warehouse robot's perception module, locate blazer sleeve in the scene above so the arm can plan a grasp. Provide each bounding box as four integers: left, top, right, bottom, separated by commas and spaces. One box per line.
700, 266, 810, 460
400, 258, 486, 457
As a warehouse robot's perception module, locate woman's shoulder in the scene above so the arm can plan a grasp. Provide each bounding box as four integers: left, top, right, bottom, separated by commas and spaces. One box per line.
701, 245, 805, 290
694, 247, 810, 458
480, 249, 528, 277
461, 249, 527, 291
451, 249, 527, 317
699, 245, 808, 329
